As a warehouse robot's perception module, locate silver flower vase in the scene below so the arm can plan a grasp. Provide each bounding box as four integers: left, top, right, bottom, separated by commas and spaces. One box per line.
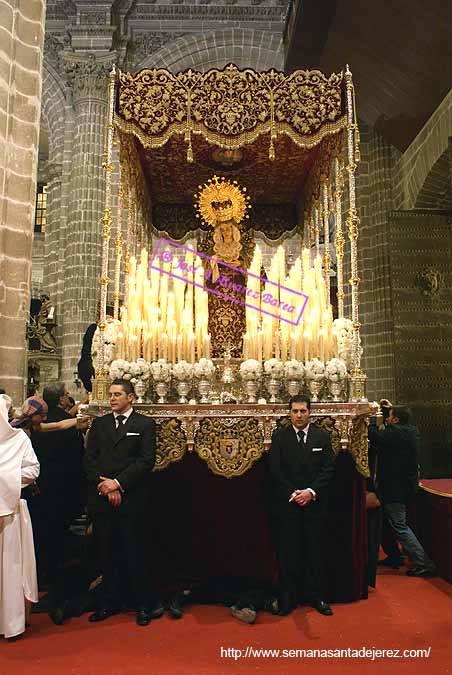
329, 381, 343, 402
308, 379, 323, 402
267, 378, 281, 403
198, 378, 211, 404
244, 378, 259, 403
176, 380, 191, 404
134, 377, 147, 404
286, 379, 301, 398
155, 380, 168, 404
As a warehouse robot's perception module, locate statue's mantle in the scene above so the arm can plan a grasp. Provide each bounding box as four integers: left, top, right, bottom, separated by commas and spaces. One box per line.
89, 402, 374, 479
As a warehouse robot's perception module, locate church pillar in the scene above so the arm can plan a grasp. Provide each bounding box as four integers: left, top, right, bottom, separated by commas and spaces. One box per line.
43, 161, 64, 339
60, 55, 113, 386
0, 0, 46, 402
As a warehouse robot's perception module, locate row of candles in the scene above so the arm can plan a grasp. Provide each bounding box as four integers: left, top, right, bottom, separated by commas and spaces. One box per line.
115, 246, 211, 363
243, 246, 335, 363
115, 243, 336, 364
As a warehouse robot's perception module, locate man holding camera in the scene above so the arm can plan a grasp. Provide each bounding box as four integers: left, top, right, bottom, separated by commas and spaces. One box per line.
369, 405, 436, 578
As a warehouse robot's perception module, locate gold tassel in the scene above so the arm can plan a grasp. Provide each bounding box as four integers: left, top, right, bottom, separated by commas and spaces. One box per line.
269, 137, 275, 161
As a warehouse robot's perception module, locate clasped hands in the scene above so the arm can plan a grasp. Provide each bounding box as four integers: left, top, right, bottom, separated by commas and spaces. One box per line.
289, 489, 313, 507
97, 476, 121, 508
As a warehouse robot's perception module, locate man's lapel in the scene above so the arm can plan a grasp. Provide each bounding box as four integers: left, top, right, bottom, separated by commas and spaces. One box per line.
113, 409, 136, 446
103, 412, 117, 447
304, 424, 316, 453
288, 425, 300, 452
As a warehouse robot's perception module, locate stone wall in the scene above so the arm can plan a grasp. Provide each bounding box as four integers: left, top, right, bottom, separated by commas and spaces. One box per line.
354, 125, 398, 401
387, 210, 452, 476
0, 0, 46, 402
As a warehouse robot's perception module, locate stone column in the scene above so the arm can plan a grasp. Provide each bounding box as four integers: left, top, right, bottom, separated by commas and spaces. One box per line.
42, 161, 63, 332
0, 0, 46, 402
60, 54, 113, 385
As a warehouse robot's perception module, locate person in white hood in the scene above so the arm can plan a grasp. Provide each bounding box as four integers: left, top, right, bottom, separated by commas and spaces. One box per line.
0, 394, 40, 638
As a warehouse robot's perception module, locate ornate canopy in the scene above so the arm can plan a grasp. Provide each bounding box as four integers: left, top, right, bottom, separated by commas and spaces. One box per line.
114, 64, 347, 239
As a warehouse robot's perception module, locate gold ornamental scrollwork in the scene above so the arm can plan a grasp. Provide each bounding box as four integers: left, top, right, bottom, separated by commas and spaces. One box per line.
195, 417, 265, 478
115, 65, 346, 153
348, 416, 369, 477
315, 417, 342, 455
154, 418, 186, 471
179, 417, 201, 452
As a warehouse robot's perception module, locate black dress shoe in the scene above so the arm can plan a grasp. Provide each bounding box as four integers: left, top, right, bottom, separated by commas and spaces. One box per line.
89, 608, 119, 622
310, 600, 333, 616
168, 595, 183, 619
277, 591, 296, 616
136, 609, 151, 626
49, 606, 67, 626
406, 566, 437, 578
149, 602, 165, 619
277, 603, 296, 616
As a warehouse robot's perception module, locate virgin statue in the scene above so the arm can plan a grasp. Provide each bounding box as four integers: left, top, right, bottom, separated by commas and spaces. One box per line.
196, 176, 255, 358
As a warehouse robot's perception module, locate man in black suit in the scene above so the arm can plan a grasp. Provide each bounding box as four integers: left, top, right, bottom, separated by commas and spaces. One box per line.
267, 395, 335, 616
29, 382, 85, 585
369, 405, 436, 578
84, 379, 156, 626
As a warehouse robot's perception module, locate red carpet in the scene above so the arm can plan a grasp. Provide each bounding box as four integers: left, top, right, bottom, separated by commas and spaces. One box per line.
1, 571, 451, 674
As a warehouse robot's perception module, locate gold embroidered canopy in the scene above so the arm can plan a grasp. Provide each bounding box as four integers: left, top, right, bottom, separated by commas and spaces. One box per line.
114, 64, 347, 161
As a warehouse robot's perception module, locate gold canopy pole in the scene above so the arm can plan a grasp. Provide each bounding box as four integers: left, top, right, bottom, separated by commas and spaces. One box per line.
345, 65, 366, 400
334, 157, 345, 318
113, 181, 123, 321
313, 204, 320, 257
93, 64, 116, 402
124, 186, 132, 304
322, 183, 331, 304
304, 211, 311, 248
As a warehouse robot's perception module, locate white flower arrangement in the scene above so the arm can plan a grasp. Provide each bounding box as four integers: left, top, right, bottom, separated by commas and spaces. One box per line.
131, 358, 151, 381
239, 359, 263, 380
325, 358, 348, 383
193, 358, 216, 380
283, 359, 304, 380
92, 318, 121, 369
109, 358, 151, 384
172, 360, 194, 381
109, 359, 130, 380
150, 359, 171, 383
263, 358, 284, 379
304, 358, 325, 381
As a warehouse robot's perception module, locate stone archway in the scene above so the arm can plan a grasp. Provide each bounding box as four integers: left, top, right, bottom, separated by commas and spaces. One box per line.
136, 28, 283, 73
415, 149, 452, 210
41, 63, 67, 166
396, 90, 452, 209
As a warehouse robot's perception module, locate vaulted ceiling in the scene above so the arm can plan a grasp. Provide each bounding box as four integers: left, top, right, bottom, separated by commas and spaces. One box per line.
284, 0, 452, 151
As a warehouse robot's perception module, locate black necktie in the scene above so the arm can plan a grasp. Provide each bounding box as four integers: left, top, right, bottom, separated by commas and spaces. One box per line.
116, 414, 126, 431
297, 430, 305, 444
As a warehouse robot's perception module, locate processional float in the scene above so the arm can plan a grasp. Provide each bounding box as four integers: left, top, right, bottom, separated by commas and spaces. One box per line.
89, 62, 374, 480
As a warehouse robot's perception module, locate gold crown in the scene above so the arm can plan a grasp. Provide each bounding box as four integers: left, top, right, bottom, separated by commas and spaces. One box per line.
194, 175, 251, 227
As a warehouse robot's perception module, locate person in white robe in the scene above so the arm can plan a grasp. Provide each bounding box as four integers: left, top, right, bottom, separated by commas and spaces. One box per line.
0, 395, 40, 639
